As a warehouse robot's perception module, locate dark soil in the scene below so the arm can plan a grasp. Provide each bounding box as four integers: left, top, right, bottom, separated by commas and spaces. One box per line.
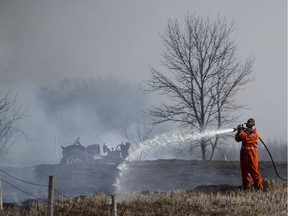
0, 160, 287, 203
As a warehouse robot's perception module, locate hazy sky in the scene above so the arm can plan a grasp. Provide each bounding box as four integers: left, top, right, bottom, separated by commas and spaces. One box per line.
0, 0, 287, 142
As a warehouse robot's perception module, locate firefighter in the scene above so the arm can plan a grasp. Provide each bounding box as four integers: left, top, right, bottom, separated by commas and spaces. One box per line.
235, 118, 263, 191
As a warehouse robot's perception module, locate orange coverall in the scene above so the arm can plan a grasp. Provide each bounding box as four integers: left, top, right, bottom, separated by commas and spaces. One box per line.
235, 128, 263, 190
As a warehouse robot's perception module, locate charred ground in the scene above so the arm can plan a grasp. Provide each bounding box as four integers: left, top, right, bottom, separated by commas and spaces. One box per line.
1, 160, 287, 203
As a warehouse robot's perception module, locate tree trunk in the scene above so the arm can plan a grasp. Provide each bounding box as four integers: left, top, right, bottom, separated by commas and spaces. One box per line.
209, 135, 219, 160
201, 138, 207, 160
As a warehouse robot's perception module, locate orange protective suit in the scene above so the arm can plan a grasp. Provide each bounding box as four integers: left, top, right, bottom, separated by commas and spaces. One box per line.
235, 127, 263, 190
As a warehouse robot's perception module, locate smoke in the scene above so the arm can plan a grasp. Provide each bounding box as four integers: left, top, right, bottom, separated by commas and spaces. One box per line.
4, 76, 153, 165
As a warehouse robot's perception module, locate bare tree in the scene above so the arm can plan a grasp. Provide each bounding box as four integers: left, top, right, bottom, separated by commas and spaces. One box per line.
0, 93, 24, 156
146, 14, 254, 160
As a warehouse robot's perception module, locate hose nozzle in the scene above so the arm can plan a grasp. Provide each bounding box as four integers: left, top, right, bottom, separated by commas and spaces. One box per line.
234, 124, 246, 132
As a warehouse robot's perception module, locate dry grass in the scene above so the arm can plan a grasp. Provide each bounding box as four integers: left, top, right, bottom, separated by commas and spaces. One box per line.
1, 180, 287, 216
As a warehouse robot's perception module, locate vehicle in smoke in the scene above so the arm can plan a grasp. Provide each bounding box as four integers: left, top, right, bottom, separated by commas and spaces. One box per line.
60, 137, 130, 165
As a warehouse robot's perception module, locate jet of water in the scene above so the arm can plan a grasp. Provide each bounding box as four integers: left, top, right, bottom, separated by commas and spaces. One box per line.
114, 128, 234, 193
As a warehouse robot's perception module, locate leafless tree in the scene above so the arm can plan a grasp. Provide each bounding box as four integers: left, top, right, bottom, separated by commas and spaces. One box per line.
146, 14, 254, 160
0, 93, 24, 156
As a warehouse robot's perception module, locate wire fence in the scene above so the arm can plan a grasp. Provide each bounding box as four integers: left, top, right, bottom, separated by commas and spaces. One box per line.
0, 167, 118, 215
0, 168, 71, 206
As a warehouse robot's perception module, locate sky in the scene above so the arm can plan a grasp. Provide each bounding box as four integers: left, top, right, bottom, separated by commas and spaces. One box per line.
0, 0, 286, 162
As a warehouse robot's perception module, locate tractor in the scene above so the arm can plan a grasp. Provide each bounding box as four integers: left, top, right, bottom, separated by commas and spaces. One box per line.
60, 137, 130, 165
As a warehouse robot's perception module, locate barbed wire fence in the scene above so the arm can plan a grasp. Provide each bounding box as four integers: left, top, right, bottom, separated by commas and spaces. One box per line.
0, 168, 70, 215
0, 168, 118, 216
0, 168, 71, 198
0, 167, 71, 197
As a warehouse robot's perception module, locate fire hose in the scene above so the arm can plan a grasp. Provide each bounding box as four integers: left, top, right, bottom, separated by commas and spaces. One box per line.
258, 137, 288, 182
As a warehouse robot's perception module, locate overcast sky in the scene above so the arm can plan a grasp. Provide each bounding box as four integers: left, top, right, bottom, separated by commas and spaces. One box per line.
0, 0, 286, 141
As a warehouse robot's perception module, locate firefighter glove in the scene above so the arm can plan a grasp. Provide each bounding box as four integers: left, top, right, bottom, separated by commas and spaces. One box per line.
237, 124, 245, 132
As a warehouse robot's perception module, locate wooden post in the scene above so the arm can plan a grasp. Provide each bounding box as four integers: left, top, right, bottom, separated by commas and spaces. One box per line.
0, 176, 2, 210
111, 194, 117, 216
47, 176, 54, 216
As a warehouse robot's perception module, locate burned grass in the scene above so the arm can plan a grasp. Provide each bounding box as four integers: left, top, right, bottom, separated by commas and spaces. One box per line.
0, 180, 287, 216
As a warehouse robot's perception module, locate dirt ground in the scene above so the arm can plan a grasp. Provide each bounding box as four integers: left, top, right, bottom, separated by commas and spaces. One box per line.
1, 160, 287, 203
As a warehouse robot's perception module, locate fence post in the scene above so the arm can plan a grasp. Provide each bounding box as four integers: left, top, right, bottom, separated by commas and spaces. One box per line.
111, 194, 117, 216
47, 176, 54, 216
0, 176, 2, 210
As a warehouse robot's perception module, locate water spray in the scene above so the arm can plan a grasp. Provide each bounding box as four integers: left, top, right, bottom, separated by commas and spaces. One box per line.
122, 128, 234, 162
114, 128, 234, 193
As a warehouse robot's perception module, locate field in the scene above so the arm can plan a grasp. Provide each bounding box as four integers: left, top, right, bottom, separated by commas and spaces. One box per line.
0, 179, 287, 216
0, 160, 287, 215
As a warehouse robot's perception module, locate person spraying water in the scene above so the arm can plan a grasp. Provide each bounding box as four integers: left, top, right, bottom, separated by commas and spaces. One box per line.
233, 118, 287, 191
234, 118, 263, 191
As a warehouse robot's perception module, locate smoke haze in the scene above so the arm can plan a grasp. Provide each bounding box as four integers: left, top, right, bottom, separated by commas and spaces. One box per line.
0, 0, 286, 164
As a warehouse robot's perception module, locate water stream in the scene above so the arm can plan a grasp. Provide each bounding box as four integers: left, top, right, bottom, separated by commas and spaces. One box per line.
114, 128, 234, 193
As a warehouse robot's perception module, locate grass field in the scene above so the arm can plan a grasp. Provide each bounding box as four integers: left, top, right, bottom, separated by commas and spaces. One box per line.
1, 179, 287, 216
